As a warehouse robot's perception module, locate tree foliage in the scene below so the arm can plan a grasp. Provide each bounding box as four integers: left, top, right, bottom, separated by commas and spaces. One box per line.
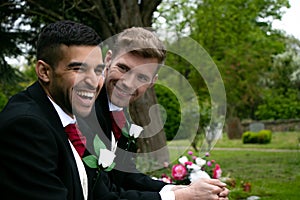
190, 0, 289, 119
1, 0, 163, 60
155, 0, 290, 120
255, 88, 300, 120
255, 47, 300, 120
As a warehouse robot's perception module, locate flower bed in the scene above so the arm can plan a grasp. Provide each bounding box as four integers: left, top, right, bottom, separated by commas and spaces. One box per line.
154, 151, 222, 185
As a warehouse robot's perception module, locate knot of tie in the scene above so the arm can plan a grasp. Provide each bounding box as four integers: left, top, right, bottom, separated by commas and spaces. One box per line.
65, 123, 86, 157
110, 110, 126, 140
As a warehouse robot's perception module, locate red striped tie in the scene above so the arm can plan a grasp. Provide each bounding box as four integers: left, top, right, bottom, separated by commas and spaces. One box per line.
110, 111, 126, 140
65, 123, 86, 157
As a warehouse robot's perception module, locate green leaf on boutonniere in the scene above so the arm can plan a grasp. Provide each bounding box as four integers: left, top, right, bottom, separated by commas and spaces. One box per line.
94, 135, 106, 157
104, 162, 116, 172
82, 155, 98, 168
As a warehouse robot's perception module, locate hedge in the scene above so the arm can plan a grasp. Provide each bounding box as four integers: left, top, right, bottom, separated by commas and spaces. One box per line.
242, 130, 272, 144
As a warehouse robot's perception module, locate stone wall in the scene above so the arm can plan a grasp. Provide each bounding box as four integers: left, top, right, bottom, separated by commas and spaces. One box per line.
241, 119, 300, 132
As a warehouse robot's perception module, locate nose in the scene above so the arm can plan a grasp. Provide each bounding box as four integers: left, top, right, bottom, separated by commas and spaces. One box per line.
85, 69, 102, 89
121, 71, 136, 89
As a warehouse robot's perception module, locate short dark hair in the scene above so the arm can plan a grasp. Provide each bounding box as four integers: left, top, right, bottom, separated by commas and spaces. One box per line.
112, 27, 166, 64
36, 20, 102, 68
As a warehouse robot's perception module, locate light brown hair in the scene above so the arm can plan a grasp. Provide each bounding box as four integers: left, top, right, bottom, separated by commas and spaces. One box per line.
112, 27, 166, 65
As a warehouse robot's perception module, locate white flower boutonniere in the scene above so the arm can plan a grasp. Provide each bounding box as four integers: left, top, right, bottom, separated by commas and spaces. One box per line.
122, 123, 143, 140
98, 149, 116, 168
129, 124, 144, 138
121, 123, 143, 150
83, 135, 116, 171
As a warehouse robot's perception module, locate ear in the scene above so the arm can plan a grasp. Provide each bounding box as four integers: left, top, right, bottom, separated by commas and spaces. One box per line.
104, 50, 113, 77
35, 60, 51, 83
149, 74, 158, 88
104, 50, 112, 66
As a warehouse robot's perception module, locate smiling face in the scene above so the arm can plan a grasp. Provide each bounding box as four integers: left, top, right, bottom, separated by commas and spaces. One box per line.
104, 51, 159, 107
38, 45, 104, 117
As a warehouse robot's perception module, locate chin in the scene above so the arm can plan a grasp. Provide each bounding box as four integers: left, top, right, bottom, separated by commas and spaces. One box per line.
111, 99, 129, 108
75, 109, 91, 118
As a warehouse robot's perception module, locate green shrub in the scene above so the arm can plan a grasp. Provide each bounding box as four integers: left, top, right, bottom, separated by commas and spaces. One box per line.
155, 84, 181, 140
257, 130, 272, 144
255, 88, 300, 120
242, 130, 272, 144
242, 131, 253, 144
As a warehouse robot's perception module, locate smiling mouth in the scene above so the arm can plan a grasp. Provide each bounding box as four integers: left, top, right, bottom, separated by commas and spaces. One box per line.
114, 84, 134, 97
76, 90, 95, 100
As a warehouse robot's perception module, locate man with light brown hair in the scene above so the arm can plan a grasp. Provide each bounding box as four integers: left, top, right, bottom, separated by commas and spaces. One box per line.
82, 27, 229, 200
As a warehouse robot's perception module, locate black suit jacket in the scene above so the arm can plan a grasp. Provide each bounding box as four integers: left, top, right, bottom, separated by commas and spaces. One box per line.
0, 82, 84, 200
80, 86, 167, 200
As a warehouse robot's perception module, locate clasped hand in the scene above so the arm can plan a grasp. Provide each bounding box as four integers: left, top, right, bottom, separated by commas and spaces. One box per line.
172, 178, 229, 200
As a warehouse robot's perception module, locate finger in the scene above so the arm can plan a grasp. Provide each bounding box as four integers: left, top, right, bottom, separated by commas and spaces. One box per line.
219, 187, 230, 197
207, 190, 220, 200
207, 179, 227, 187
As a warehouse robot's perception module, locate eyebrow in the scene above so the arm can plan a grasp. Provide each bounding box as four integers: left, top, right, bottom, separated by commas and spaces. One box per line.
68, 62, 87, 67
68, 62, 105, 68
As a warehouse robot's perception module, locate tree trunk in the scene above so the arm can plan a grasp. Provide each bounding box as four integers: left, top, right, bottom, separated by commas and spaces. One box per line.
129, 87, 170, 170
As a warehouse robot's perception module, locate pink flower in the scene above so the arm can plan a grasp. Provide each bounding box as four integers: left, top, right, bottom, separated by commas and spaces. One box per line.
207, 161, 212, 167
205, 152, 210, 157
172, 164, 187, 180
192, 156, 197, 160
188, 151, 193, 155
213, 164, 222, 179
185, 161, 193, 166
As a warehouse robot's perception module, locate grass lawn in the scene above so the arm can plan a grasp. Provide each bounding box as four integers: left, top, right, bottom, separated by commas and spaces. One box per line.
209, 150, 300, 200
149, 131, 300, 200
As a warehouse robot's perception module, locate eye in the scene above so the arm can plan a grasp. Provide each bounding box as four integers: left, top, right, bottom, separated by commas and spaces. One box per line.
137, 74, 150, 83
68, 62, 86, 72
73, 66, 85, 72
95, 64, 104, 75
116, 64, 129, 73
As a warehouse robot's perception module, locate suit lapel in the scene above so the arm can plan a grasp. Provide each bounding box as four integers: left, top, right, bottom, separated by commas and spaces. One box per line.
95, 87, 113, 148
27, 81, 84, 200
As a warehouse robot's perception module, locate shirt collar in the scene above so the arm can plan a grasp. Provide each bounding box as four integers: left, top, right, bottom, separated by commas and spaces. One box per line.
48, 97, 76, 127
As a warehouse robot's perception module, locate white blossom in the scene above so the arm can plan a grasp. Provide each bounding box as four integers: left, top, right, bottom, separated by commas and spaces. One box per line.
178, 156, 188, 165
98, 149, 116, 168
187, 163, 201, 171
195, 157, 206, 167
129, 124, 144, 138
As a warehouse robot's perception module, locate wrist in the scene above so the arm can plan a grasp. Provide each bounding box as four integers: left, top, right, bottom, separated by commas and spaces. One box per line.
174, 188, 190, 200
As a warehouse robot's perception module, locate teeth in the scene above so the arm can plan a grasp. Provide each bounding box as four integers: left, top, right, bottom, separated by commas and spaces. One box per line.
120, 90, 129, 95
77, 91, 95, 98
118, 87, 133, 96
